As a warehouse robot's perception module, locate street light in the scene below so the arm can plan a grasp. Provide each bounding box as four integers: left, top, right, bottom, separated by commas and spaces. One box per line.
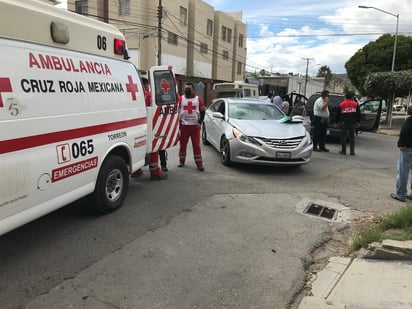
359, 5, 399, 127
358, 5, 399, 72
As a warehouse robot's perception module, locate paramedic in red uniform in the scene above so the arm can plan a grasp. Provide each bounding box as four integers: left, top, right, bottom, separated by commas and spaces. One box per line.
335, 92, 361, 156
178, 82, 205, 171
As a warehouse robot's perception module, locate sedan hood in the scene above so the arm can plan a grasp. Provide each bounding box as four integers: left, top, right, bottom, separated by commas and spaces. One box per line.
229, 119, 306, 138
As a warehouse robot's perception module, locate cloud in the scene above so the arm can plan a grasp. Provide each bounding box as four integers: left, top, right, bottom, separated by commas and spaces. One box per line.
239, 0, 411, 74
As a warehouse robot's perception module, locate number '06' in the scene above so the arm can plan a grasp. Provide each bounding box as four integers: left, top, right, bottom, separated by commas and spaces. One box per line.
72, 140, 94, 158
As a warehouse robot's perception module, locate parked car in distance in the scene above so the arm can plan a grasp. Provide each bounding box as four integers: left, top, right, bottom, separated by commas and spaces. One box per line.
393, 104, 403, 112
306, 93, 383, 137
202, 97, 313, 167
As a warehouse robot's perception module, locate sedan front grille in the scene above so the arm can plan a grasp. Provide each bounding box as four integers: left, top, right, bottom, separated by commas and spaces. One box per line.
260, 137, 303, 149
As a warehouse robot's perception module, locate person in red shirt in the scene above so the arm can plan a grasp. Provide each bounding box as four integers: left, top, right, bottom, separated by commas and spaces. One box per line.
335, 93, 360, 155
178, 82, 205, 171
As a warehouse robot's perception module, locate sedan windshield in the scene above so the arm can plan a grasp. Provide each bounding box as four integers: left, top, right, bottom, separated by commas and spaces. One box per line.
228, 103, 284, 120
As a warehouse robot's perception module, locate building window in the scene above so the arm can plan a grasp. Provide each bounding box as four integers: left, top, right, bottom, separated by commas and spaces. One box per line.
227, 28, 232, 43
221, 26, 226, 41
207, 19, 213, 36
238, 34, 244, 48
179, 6, 187, 25
119, 0, 130, 15
222, 50, 229, 60
75, 0, 88, 15
200, 43, 208, 54
237, 61, 242, 74
168, 32, 178, 45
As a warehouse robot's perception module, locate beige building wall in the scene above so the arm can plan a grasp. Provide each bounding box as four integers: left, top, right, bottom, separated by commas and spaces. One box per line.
67, 0, 246, 81
188, 0, 214, 79
212, 11, 235, 81
232, 17, 247, 82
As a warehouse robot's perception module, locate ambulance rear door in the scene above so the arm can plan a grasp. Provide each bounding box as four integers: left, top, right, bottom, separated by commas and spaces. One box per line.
147, 66, 179, 153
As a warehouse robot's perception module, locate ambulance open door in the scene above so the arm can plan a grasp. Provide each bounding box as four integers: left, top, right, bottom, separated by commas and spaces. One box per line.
147, 66, 180, 154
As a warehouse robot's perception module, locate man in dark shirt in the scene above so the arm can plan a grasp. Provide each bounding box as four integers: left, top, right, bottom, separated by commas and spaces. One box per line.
391, 104, 412, 202
335, 93, 360, 155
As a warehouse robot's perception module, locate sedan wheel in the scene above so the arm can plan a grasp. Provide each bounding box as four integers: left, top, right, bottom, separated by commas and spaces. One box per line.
220, 137, 232, 165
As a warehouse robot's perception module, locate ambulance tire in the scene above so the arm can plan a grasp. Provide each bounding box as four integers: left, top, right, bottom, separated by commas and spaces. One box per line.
92, 155, 129, 214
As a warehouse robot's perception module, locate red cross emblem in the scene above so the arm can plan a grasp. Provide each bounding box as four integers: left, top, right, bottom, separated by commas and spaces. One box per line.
0, 78, 12, 107
184, 101, 196, 114
160, 78, 170, 94
126, 75, 138, 100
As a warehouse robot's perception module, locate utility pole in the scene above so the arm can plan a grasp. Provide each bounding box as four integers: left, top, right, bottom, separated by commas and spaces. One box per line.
157, 0, 162, 66
103, 0, 108, 23
302, 57, 314, 97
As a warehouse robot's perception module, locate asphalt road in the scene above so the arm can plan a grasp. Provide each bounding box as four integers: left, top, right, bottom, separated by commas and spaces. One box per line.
0, 129, 403, 309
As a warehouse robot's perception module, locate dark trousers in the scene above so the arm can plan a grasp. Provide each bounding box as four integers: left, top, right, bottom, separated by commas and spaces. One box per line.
159, 150, 167, 167
340, 123, 355, 154
312, 116, 328, 149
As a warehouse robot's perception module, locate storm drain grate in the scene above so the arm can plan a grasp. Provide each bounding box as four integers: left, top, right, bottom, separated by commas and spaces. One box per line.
304, 203, 336, 219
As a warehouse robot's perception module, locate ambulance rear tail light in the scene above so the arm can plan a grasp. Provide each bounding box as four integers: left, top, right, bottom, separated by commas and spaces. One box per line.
114, 38, 130, 59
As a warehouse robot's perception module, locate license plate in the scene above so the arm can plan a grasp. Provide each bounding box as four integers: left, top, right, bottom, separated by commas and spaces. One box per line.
276, 152, 291, 159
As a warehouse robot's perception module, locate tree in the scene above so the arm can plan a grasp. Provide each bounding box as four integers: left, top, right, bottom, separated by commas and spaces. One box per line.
345, 34, 412, 95
316, 65, 332, 86
364, 70, 412, 99
364, 70, 412, 123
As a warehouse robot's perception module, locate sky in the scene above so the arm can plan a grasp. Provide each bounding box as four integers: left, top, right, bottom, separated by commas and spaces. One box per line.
203, 0, 412, 75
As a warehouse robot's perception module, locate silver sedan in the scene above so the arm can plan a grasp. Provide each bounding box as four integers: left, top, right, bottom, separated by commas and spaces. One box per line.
202, 98, 312, 166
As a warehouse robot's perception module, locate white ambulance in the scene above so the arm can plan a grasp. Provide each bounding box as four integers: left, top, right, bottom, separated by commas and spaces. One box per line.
0, 0, 180, 235
213, 81, 259, 99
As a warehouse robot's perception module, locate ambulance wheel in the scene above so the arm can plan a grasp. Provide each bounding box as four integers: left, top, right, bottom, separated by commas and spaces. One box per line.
92, 155, 129, 214
202, 125, 210, 145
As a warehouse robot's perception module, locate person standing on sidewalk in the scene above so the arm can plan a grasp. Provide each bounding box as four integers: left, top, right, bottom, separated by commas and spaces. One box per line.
391, 104, 412, 202
178, 82, 205, 171
336, 92, 360, 155
312, 90, 330, 152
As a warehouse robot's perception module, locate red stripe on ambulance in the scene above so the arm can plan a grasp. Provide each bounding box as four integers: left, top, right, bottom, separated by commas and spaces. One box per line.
0, 117, 146, 154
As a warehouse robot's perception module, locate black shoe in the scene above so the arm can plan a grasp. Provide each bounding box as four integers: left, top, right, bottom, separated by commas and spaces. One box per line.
350, 152, 355, 156
339, 151, 346, 155
391, 193, 405, 202
320, 148, 330, 152
197, 165, 205, 171
178, 163, 185, 167
161, 166, 168, 172
150, 173, 168, 181
313, 147, 320, 152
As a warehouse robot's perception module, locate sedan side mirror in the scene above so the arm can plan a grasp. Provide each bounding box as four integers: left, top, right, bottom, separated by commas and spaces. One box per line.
212, 112, 224, 119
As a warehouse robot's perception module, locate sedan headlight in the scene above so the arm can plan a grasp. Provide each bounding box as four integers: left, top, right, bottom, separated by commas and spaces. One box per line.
303, 130, 312, 146
232, 128, 261, 145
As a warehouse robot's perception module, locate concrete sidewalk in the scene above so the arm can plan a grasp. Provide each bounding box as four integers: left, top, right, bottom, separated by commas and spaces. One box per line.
298, 116, 412, 308
377, 114, 404, 136
299, 254, 412, 308
298, 117, 412, 308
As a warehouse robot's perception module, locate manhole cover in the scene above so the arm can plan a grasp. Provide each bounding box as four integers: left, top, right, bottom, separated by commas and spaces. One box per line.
304, 202, 336, 220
